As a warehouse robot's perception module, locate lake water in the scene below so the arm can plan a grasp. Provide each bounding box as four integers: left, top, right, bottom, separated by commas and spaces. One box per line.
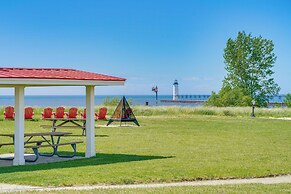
0, 95, 285, 107
0, 95, 164, 107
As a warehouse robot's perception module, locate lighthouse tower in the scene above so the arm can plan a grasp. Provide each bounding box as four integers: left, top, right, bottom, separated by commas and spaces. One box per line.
173, 80, 179, 100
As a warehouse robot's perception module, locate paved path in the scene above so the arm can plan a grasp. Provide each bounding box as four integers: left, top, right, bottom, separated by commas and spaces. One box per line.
0, 183, 42, 193
1, 175, 291, 193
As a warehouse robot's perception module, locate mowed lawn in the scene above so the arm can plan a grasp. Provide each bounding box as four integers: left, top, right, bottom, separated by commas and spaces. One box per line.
0, 115, 290, 186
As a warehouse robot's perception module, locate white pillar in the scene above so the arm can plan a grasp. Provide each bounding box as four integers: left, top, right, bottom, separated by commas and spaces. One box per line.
173, 80, 179, 100
85, 85, 96, 157
13, 86, 25, 165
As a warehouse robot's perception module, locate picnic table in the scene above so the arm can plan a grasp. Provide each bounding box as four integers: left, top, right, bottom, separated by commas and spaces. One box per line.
41, 118, 87, 135
0, 132, 83, 162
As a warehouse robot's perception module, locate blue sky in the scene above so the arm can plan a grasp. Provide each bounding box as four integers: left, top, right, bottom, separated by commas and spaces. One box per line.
0, 0, 290, 95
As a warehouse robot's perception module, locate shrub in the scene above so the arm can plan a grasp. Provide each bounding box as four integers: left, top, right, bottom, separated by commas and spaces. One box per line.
205, 86, 252, 107
284, 93, 291, 108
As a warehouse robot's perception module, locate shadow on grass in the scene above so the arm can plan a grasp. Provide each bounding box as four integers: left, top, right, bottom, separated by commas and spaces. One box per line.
0, 153, 174, 174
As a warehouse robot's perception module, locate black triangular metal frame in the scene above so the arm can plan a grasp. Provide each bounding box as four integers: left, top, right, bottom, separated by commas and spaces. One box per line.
107, 96, 140, 126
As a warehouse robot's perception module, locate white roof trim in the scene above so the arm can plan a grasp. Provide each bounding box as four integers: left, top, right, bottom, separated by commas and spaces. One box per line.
0, 78, 125, 87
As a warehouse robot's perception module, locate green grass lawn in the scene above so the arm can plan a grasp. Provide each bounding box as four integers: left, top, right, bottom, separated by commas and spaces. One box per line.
0, 113, 290, 186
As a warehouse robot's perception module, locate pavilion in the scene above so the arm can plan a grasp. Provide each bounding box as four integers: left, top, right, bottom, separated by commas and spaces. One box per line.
0, 67, 126, 165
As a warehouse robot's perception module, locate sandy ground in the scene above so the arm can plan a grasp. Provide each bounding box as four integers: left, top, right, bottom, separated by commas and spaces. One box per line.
0, 175, 290, 193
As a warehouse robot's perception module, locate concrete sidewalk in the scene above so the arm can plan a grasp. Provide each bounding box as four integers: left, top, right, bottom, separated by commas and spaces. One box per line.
0, 175, 290, 193
0, 183, 41, 193
0, 154, 84, 167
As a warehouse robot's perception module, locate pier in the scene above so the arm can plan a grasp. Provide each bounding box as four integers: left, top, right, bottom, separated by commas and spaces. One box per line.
160, 99, 206, 104
177, 95, 210, 100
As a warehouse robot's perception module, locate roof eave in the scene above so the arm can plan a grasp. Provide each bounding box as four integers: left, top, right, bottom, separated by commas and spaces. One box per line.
0, 78, 125, 87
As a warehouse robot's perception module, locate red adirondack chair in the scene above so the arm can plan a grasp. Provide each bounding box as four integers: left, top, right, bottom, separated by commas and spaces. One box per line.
24, 107, 34, 119
80, 108, 87, 119
4, 106, 15, 119
96, 107, 107, 120
80, 108, 99, 119
41, 107, 53, 119
53, 107, 65, 119
65, 107, 78, 119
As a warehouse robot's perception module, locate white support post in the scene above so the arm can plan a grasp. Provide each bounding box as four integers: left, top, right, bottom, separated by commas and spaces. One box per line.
13, 86, 25, 165
85, 85, 96, 157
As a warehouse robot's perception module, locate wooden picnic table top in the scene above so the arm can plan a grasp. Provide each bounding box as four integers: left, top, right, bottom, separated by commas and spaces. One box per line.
0, 132, 72, 137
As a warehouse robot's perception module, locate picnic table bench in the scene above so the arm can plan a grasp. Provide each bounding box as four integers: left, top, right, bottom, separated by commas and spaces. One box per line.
0, 132, 83, 162
0, 140, 47, 147
25, 140, 83, 159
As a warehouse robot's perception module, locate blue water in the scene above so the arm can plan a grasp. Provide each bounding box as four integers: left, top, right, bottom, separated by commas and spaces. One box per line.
0, 95, 174, 107
267, 95, 286, 103
0, 95, 286, 107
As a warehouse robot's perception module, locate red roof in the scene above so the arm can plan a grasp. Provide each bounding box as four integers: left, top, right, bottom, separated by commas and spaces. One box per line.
0, 68, 126, 81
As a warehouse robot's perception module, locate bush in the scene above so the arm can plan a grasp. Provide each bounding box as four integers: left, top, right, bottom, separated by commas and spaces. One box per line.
205, 86, 252, 107
284, 93, 291, 108
103, 96, 120, 106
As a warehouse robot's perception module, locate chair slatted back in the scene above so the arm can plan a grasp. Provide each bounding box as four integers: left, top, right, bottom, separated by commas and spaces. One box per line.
42, 107, 53, 119
4, 106, 14, 119
25, 107, 34, 119
97, 107, 107, 120
81, 108, 86, 119
55, 107, 65, 119
68, 107, 78, 119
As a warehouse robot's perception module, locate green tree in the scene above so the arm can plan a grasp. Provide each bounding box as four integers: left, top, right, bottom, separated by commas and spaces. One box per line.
222, 31, 280, 107
283, 93, 291, 107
